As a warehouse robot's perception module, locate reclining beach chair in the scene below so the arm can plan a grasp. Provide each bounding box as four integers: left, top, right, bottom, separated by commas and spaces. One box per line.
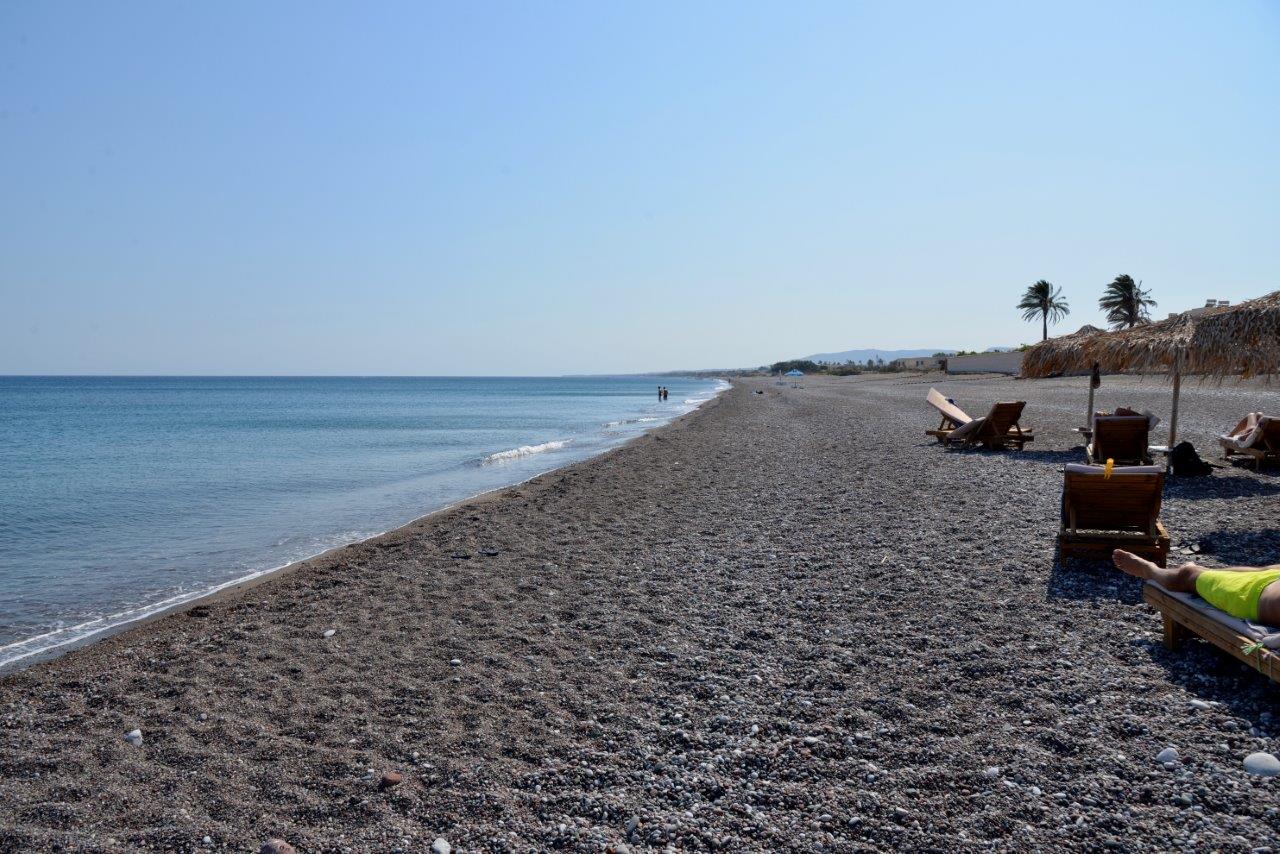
1219, 414, 1280, 470
1144, 582, 1280, 684
925, 388, 971, 440
924, 389, 1033, 449
1086, 415, 1152, 465
1058, 463, 1169, 565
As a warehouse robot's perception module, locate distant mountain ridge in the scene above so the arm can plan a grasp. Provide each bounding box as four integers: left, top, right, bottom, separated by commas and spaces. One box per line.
801, 348, 954, 364
801, 346, 1017, 363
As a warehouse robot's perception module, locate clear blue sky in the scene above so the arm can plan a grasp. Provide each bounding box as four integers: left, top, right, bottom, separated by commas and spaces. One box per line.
2, 1, 1277, 374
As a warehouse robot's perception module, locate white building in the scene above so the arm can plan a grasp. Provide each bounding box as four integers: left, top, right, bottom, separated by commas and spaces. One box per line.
891, 356, 945, 372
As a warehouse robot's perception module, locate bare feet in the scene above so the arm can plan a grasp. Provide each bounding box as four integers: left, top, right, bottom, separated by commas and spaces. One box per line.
1112, 549, 1203, 592
1112, 549, 1158, 580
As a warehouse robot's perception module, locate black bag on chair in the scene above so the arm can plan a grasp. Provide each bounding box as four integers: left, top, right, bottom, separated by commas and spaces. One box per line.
1170, 441, 1212, 477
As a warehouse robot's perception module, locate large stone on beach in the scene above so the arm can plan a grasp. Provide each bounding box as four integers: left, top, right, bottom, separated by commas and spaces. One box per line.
124, 729, 143, 747
431, 838, 451, 854
379, 770, 403, 789
1155, 747, 1178, 764
1243, 752, 1280, 776
260, 840, 296, 854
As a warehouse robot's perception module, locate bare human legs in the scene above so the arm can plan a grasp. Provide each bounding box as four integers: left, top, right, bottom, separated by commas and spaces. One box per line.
1112, 549, 1204, 592
1113, 549, 1280, 624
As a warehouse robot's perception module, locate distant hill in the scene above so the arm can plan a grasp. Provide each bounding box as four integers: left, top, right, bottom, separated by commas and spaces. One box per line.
801, 348, 955, 364
801, 346, 1021, 363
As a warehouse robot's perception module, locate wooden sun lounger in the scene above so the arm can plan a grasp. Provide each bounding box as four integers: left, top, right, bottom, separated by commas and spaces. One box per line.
1219, 416, 1280, 470
1086, 415, 1152, 465
924, 388, 971, 439
1058, 464, 1169, 565
1144, 583, 1280, 683
924, 390, 1033, 449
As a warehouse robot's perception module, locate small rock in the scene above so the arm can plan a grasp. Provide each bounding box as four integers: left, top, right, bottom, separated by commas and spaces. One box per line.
260, 841, 296, 854
449, 658, 462, 666
983, 766, 1000, 778
1189, 700, 1211, 711
431, 838, 451, 854
379, 770, 404, 789
1155, 747, 1179, 764
323, 628, 336, 638
123, 729, 143, 747
1244, 751, 1280, 776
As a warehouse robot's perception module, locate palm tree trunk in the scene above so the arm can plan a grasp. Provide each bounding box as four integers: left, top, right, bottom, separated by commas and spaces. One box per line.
1042, 313, 1047, 341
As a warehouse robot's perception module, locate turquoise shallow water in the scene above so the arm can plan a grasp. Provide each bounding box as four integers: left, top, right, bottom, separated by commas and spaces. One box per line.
0, 375, 724, 668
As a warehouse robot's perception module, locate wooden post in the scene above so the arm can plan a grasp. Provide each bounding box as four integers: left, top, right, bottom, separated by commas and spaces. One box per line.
1086, 379, 1096, 431
1162, 613, 1187, 650
1169, 352, 1182, 451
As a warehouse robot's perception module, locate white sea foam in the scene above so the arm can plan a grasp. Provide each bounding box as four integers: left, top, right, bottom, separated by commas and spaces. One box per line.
605, 416, 662, 428
482, 439, 571, 464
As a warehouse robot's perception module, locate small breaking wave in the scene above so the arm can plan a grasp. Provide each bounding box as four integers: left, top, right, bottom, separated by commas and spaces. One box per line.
604, 416, 662, 428
481, 439, 571, 464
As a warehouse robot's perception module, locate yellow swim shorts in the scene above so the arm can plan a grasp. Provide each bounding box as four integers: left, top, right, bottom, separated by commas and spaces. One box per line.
1195, 568, 1280, 621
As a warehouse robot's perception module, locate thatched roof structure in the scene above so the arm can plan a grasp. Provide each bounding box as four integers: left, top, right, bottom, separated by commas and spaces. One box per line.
1191, 290, 1280, 379
1022, 291, 1280, 380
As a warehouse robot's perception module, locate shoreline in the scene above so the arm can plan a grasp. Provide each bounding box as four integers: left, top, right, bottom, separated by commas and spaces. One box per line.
5, 373, 1280, 851
0, 382, 728, 675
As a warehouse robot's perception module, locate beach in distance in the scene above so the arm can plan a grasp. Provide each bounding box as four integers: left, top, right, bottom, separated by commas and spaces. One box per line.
3, 373, 1280, 850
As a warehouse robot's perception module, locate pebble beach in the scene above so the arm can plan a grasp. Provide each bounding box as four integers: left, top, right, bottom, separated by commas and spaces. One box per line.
3, 372, 1280, 851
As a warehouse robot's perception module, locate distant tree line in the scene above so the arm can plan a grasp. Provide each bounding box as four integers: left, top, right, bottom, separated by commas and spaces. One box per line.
766, 358, 909, 376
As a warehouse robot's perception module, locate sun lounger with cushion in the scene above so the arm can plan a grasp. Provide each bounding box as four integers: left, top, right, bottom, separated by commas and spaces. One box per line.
1219, 414, 1280, 470
925, 388, 972, 439
925, 390, 1033, 449
1086, 414, 1153, 465
1144, 582, 1280, 683
1059, 463, 1169, 565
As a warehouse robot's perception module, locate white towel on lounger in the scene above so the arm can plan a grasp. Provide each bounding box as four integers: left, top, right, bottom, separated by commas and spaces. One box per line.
1151, 582, 1280, 650
1219, 413, 1272, 451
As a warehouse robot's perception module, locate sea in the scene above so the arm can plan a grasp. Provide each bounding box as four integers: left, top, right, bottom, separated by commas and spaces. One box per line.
0, 375, 727, 670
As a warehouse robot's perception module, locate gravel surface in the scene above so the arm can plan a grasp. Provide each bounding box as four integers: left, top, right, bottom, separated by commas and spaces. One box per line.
2, 373, 1279, 852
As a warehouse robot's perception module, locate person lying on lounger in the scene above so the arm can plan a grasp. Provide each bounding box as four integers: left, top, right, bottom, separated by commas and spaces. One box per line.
1113, 549, 1280, 624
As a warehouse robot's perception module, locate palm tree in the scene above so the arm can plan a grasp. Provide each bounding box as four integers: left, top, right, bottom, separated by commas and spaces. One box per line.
1099, 274, 1157, 329
1017, 279, 1070, 341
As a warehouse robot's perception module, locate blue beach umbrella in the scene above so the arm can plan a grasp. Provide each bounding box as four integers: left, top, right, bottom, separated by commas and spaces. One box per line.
785, 369, 804, 377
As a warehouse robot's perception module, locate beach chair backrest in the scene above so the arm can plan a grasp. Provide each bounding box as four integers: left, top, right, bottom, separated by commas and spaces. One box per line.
1063, 464, 1164, 534
982, 401, 1026, 437
1259, 417, 1280, 451
926, 388, 971, 427
1092, 415, 1150, 463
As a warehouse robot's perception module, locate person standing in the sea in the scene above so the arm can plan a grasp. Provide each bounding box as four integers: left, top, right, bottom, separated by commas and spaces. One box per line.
658, 386, 663, 400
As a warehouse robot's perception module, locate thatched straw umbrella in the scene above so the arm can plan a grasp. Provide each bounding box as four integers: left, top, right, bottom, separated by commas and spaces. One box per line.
1021, 291, 1280, 449
1021, 324, 1106, 429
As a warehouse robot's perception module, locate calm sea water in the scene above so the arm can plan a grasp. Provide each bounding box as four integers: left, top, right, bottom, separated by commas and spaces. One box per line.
0, 375, 725, 669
